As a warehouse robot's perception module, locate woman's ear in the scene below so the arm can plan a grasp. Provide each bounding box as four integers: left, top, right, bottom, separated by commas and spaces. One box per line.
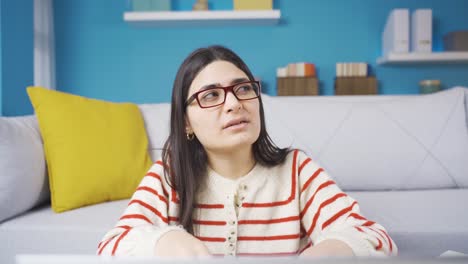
185, 117, 192, 134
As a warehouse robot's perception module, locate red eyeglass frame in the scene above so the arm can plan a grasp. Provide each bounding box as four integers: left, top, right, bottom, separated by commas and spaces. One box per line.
185, 80, 261, 109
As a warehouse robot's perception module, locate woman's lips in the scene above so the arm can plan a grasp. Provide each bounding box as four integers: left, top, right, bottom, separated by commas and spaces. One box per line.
223, 118, 249, 129
224, 121, 249, 130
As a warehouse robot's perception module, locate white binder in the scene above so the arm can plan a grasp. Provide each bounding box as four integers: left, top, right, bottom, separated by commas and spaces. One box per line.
411, 9, 432, 53
382, 9, 409, 55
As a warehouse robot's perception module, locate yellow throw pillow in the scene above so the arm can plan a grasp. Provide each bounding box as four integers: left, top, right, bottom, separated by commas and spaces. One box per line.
27, 87, 153, 212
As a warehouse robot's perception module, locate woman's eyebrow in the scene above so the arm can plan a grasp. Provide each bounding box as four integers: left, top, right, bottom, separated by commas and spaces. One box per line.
198, 78, 250, 91
198, 83, 219, 91
230, 77, 250, 85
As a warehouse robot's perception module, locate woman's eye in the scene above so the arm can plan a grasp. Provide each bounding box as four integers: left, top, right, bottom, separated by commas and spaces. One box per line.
236, 85, 253, 94
201, 90, 220, 100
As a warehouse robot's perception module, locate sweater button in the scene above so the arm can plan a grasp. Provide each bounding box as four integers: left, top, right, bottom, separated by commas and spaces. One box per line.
229, 220, 236, 225
226, 243, 235, 250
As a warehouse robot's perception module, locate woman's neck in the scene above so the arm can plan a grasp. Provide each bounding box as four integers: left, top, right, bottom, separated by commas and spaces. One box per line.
206, 146, 256, 180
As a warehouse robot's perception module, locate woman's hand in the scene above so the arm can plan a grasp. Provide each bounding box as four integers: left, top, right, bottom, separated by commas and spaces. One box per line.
154, 230, 211, 257
300, 239, 354, 257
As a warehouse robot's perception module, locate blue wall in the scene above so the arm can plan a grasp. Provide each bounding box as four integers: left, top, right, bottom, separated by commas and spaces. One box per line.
2, 0, 468, 116
1, 0, 33, 116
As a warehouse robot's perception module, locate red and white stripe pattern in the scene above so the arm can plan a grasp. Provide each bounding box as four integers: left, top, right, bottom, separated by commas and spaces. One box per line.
97, 150, 397, 257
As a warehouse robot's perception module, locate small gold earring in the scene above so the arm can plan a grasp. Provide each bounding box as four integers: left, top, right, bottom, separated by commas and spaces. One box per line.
186, 133, 195, 141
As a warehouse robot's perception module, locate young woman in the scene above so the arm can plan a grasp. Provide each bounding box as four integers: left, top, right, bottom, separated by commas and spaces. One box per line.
97, 45, 397, 257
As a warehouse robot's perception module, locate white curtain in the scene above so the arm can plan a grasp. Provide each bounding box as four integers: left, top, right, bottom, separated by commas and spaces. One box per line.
34, 0, 56, 90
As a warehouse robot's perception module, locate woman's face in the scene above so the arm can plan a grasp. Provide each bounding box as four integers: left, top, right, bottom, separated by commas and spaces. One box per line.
185, 60, 261, 153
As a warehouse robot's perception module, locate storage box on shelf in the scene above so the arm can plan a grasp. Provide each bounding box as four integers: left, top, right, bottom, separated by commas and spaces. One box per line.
276, 62, 318, 96
132, 0, 171, 11
334, 76, 378, 95
234, 0, 272, 10
277, 77, 319, 96
444, 31, 468, 52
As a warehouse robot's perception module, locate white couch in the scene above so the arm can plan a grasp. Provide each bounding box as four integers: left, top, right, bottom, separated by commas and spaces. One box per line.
1, 87, 468, 264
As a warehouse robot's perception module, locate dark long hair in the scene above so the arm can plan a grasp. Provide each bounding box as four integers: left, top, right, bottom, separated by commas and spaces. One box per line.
162, 45, 291, 234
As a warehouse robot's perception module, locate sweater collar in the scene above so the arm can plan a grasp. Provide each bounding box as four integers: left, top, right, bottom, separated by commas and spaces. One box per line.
205, 162, 267, 195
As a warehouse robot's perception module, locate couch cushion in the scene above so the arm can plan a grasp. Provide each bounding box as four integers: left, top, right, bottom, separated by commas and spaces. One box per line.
2, 190, 466, 259
0, 199, 128, 263
138, 103, 170, 151
0, 116, 49, 223
349, 189, 468, 257
137, 88, 468, 191
263, 87, 468, 191
27, 87, 153, 212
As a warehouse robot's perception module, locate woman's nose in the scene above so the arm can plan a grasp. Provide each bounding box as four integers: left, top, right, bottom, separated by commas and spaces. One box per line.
224, 91, 241, 112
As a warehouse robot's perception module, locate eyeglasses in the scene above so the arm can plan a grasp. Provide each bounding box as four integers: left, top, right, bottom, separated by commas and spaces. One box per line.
185, 81, 261, 109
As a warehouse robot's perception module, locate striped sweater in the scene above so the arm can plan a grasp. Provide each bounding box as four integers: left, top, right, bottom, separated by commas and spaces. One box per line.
97, 150, 397, 257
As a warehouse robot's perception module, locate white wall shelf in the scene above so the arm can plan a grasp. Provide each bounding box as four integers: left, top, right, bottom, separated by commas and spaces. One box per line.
377, 52, 468, 65
123, 10, 281, 26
